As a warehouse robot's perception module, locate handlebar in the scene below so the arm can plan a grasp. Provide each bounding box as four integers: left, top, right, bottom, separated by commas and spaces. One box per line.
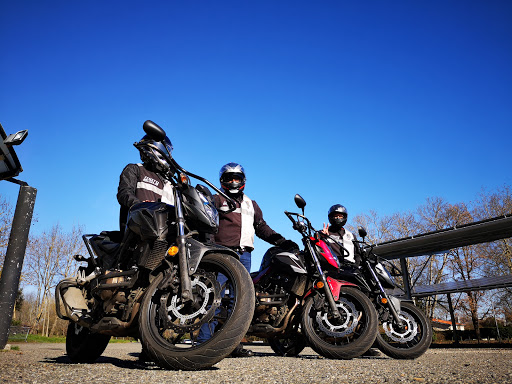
284, 211, 316, 236
136, 141, 237, 213
169, 157, 237, 212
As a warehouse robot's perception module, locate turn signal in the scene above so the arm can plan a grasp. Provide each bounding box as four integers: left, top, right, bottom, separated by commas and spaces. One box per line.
167, 246, 179, 256
316, 281, 325, 289
179, 173, 190, 185
381, 297, 388, 304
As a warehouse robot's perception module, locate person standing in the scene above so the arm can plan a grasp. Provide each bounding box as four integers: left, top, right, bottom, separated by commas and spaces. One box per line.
197, 162, 297, 357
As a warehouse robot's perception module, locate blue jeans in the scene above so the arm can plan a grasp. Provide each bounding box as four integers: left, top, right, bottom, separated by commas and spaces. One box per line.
196, 251, 251, 343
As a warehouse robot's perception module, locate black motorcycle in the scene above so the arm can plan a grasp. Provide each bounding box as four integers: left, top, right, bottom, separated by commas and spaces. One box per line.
248, 194, 378, 359
55, 120, 255, 370
333, 226, 432, 359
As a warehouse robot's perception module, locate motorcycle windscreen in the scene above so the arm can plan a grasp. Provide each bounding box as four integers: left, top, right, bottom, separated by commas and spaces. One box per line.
181, 185, 219, 234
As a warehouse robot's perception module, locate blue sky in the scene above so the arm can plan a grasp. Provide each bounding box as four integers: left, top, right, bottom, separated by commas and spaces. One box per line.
1, 1, 511, 271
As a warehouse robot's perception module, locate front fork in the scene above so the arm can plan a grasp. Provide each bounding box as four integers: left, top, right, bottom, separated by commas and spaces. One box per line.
364, 259, 404, 329
304, 240, 341, 319
174, 190, 193, 302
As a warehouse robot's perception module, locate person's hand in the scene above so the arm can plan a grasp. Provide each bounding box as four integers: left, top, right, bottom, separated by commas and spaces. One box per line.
278, 239, 299, 252
321, 223, 330, 234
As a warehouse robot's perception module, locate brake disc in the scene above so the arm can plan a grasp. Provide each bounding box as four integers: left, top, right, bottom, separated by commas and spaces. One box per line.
159, 271, 221, 333
382, 311, 418, 342
316, 297, 360, 337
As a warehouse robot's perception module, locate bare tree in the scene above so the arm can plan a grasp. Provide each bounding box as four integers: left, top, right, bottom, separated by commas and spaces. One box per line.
473, 184, 512, 275
0, 195, 14, 266
23, 224, 85, 336
472, 184, 512, 327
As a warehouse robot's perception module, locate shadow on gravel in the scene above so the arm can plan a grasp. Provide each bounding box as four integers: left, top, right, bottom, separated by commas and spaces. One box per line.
430, 343, 512, 349
250, 351, 321, 359
39, 355, 218, 371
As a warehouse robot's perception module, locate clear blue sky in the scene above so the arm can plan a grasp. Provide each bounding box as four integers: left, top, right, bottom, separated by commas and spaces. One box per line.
1, 1, 511, 271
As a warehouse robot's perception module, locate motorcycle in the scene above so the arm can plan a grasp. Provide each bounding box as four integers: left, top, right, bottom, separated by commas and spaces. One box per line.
248, 194, 378, 359
333, 226, 432, 359
55, 120, 255, 370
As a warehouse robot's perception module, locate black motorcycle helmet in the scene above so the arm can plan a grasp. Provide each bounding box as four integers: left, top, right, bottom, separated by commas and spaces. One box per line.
136, 135, 173, 173
219, 162, 246, 195
328, 204, 348, 227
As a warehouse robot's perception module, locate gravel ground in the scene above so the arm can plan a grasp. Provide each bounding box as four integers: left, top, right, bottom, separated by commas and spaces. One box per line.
1, 343, 512, 384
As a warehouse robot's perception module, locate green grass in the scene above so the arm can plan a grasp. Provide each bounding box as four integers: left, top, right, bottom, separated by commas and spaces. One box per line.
8, 334, 137, 343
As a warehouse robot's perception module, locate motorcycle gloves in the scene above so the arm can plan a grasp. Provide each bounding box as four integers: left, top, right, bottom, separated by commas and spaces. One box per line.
276, 238, 299, 252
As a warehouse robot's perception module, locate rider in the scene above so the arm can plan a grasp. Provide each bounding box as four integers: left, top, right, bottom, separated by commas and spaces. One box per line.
321, 204, 381, 356
116, 133, 175, 365
320, 204, 361, 266
117, 134, 175, 235
197, 162, 297, 357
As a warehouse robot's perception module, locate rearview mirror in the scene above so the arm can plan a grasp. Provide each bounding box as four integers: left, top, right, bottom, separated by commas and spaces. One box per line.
358, 226, 367, 239
294, 194, 306, 209
143, 120, 166, 141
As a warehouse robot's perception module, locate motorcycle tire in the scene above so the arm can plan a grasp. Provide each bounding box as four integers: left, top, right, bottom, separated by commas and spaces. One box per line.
268, 332, 307, 357
375, 301, 432, 359
139, 252, 255, 370
301, 286, 378, 360
66, 322, 111, 363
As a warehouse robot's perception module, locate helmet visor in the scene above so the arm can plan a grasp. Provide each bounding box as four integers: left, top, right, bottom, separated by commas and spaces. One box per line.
154, 136, 173, 156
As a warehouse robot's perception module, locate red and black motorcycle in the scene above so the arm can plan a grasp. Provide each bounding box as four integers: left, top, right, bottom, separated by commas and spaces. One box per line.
247, 194, 378, 359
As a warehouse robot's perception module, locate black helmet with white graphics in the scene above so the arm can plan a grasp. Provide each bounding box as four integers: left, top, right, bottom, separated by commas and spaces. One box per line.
328, 204, 348, 227
136, 134, 173, 173
219, 162, 246, 195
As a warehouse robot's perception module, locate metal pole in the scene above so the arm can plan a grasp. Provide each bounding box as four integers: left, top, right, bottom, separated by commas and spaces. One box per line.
0, 184, 37, 349
400, 257, 412, 300
447, 293, 459, 345
492, 301, 502, 343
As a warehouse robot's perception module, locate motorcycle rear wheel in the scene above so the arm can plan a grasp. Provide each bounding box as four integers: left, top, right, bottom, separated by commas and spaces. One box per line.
301, 287, 377, 359
139, 253, 255, 370
268, 332, 307, 357
66, 322, 111, 363
375, 301, 432, 359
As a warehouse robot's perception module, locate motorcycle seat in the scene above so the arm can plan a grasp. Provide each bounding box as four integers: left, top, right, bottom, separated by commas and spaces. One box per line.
92, 234, 121, 256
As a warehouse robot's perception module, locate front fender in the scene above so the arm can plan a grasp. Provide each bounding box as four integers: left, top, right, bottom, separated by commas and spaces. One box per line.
187, 238, 239, 275
303, 277, 359, 302
326, 276, 359, 301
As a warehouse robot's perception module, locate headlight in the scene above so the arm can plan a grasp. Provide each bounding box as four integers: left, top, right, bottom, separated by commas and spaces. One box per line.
198, 191, 219, 227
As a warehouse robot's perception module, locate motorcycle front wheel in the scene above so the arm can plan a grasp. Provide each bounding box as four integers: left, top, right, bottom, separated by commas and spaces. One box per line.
376, 301, 432, 359
66, 322, 111, 363
301, 287, 378, 359
139, 253, 255, 370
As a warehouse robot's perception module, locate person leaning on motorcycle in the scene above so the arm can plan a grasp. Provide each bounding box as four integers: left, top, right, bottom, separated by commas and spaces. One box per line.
206, 162, 298, 357
320, 204, 361, 266
116, 134, 175, 235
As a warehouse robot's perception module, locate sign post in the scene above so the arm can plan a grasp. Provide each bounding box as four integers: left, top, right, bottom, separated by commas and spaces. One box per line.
0, 123, 36, 350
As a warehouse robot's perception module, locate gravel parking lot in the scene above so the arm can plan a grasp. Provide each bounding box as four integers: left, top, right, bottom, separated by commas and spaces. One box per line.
1, 342, 512, 384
